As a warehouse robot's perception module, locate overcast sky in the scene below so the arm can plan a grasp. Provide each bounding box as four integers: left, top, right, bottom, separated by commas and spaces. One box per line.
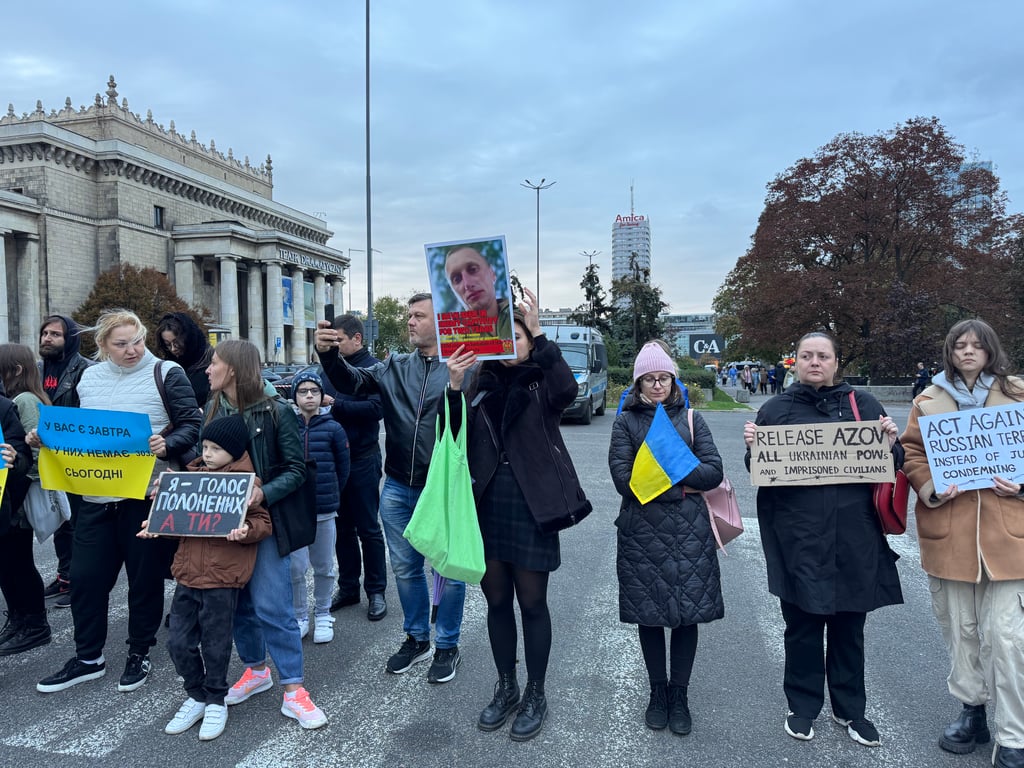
4, 0, 1022, 315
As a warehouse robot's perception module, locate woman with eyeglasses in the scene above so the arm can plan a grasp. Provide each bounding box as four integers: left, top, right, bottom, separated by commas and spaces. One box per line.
742, 331, 902, 747
608, 341, 725, 737
30, 309, 201, 695
156, 312, 214, 408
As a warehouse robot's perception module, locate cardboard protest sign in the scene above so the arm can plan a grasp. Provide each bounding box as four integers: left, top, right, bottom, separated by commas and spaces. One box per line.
36, 405, 157, 499
750, 421, 895, 487
0, 423, 7, 508
917, 402, 1024, 494
147, 471, 254, 537
425, 236, 517, 360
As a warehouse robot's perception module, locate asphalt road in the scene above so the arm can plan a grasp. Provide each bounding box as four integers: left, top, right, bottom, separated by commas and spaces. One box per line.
0, 395, 999, 768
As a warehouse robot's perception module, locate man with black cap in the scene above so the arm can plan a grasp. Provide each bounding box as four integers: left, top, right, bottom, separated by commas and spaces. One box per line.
38, 315, 93, 608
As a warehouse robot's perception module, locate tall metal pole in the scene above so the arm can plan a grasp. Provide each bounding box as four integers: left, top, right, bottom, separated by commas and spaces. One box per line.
364, 0, 375, 353
521, 178, 555, 309
347, 248, 364, 315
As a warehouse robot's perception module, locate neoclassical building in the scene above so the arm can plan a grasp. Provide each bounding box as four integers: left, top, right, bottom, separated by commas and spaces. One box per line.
0, 76, 347, 364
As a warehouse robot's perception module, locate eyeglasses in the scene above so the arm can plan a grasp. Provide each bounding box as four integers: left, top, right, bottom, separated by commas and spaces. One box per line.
640, 375, 673, 388
164, 338, 184, 352
295, 387, 321, 396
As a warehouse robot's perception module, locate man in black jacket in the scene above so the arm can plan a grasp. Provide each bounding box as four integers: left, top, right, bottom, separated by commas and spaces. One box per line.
316, 294, 465, 684
37, 315, 93, 608
324, 314, 388, 621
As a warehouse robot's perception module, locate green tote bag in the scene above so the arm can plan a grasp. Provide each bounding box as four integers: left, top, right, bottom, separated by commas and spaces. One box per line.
403, 393, 486, 585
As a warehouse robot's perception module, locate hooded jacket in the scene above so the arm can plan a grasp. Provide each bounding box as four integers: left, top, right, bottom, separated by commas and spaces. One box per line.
171, 451, 272, 589
745, 382, 904, 614
38, 315, 93, 409
902, 378, 1024, 582
609, 391, 724, 627
319, 345, 447, 487
157, 312, 214, 406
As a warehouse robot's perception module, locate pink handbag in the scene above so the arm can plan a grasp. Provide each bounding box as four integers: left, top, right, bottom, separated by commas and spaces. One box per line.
687, 410, 744, 551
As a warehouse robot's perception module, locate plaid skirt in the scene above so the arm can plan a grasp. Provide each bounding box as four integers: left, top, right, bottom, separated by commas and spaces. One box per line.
478, 462, 560, 572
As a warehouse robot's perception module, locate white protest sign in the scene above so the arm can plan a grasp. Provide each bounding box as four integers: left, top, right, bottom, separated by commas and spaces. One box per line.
918, 402, 1024, 493
750, 421, 895, 487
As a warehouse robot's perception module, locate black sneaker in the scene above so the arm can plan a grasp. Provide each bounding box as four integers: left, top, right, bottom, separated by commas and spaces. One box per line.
785, 712, 815, 741
385, 635, 432, 674
426, 646, 461, 684
44, 577, 71, 599
37, 657, 107, 693
118, 653, 152, 692
54, 591, 72, 609
833, 714, 880, 747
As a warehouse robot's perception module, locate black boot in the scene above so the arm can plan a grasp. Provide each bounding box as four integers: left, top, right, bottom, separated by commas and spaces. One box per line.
668, 684, 691, 735
478, 672, 520, 731
0, 611, 51, 656
645, 683, 668, 730
994, 745, 1024, 768
510, 680, 547, 742
0, 610, 23, 646
939, 703, 990, 754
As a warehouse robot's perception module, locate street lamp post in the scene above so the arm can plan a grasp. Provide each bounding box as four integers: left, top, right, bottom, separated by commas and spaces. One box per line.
521, 178, 555, 308
347, 248, 364, 314
580, 249, 600, 326
364, 0, 375, 353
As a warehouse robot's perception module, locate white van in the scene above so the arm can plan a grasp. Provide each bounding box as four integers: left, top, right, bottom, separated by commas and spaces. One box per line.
540, 325, 609, 424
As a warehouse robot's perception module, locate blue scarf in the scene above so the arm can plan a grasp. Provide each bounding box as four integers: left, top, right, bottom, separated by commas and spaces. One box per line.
930, 370, 993, 410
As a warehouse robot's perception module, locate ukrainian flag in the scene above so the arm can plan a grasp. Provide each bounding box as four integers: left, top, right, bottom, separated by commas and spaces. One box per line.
629, 404, 700, 504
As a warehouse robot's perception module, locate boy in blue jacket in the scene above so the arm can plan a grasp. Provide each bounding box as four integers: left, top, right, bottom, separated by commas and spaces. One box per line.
290, 371, 350, 643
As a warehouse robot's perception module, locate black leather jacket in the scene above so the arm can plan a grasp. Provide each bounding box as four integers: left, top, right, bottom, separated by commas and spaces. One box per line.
319, 346, 448, 487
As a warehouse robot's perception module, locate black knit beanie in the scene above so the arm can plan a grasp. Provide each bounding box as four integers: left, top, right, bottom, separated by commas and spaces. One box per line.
201, 415, 249, 461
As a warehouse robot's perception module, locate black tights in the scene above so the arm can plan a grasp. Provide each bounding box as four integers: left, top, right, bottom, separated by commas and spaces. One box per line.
480, 560, 551, 684
638, 624, 698, 687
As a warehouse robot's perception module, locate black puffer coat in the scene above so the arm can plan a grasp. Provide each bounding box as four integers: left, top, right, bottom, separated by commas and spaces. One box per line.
745, 382, 904, 615
609, 394, 725, 627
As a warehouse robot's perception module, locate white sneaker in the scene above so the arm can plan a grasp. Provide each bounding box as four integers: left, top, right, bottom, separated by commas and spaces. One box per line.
199, 704, 228, 741
297, 617, 309, 639
313, 615, 335, 643
165, 697, 206, 734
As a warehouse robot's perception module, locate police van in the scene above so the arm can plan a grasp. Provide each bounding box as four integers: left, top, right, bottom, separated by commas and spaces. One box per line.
540, 325, 608, 424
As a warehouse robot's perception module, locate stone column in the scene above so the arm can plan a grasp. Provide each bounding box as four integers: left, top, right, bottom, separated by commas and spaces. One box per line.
247, 264, 265, 354
313, 273, 326, 325
265, 261, 284, 364
289, 267, 306, 364
219, 255, 240, 339
17, 235, 41, 348
0, 231, 10, 343
173, 254, 195, 306
331, 277, 345, 315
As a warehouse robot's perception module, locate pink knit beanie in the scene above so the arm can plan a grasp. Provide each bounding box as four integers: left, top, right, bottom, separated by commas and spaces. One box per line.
632, 342, 677, 382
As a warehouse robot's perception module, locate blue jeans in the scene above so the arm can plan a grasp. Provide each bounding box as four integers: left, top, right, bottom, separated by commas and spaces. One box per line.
234, 536, 304, 685
379, 476, 465, 648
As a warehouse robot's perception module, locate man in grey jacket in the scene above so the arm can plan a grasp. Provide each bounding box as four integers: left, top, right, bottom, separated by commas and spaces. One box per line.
315, 294, 465, 684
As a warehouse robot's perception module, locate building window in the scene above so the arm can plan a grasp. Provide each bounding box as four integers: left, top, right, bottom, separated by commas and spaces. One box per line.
203, 269, 215, 286
154, 205, 166, 229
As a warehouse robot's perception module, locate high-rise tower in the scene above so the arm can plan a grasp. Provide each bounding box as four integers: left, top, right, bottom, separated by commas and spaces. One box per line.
611, 183, 651, 283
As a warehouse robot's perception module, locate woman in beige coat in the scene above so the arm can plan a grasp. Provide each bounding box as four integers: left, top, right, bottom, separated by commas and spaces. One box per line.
901, 318, 1024, 768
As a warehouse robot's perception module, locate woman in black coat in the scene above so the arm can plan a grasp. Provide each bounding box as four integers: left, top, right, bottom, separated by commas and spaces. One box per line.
446, 288, 590, 743
608, 341, 725, 737
743, 331, 903, 747
156, 312, 214, 408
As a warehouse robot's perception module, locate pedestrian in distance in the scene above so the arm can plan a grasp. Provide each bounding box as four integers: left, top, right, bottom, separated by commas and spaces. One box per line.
33, 309, 201, 695
37, 315, 93, 609
289, 370, 350, 644
139, 415, 272, 742
911, 361, 930, 399
445, 288, 591, 742
609, 342, 726, 736
743, 331, 903, 747
316, 294, 466, 684
900, 319, 1024, 768
204, 339, 328, 730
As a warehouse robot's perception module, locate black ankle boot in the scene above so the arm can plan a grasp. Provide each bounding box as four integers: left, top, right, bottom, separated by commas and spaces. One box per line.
478, 672, 520, 731
668, 684, 691, 735
0, 610, 23, 646
0, 612, 51, 656
510, 680, 547, 742
939, 703, 990, 754
994, 745, 1024, 768
645, 683, 669, 730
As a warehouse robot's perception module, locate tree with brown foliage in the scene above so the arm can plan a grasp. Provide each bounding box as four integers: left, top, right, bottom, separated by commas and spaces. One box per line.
73, 264, 207, 358
714, 117, 1022, 377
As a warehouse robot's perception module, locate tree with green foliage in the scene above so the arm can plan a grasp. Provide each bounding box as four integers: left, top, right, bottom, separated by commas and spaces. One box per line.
714, 117, 1023, 375
73, 264, 207, 358
372, 295, 411, 357
569, 262, 612, 334
609, 253, 667, 363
